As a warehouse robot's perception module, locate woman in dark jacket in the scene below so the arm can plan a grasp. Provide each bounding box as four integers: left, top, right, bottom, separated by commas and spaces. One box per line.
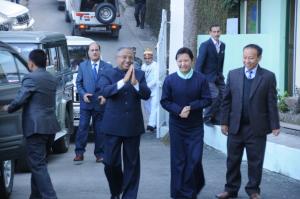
161, 47, 212, 199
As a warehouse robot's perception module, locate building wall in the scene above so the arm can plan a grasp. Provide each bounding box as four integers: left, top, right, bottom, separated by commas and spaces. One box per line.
260, 0, 287, 92
296, 0, 300, 90
168, 0, 184, 74
198, 0, 287, 93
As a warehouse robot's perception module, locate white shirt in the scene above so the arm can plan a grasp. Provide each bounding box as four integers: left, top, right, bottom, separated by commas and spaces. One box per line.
211, 37, 221, 53
141, 61, 158, 91
244, 65, 258, 79
91, 60, 100, 72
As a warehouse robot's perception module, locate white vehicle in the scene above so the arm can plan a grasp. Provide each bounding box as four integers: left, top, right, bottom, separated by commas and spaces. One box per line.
0, 0, 34, 31
66, 36, 94, 127
65, 0, 121, 38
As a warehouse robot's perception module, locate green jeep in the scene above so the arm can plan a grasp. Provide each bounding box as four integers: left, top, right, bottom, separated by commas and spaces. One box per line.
0, 31, 74, 171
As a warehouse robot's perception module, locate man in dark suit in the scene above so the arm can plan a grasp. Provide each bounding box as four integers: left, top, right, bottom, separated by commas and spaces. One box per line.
134, 0, 146, 29
195, 24, 225, 125
216, 44, 280, 199
74, 42, 112, 163
98, 47, 151, 199
3, 49, 60, 199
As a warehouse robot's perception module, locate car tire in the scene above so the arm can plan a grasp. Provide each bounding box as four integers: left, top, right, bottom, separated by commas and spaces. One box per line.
0, 160, 14, 199
58, 3, 65, 11
65, 10, 71, 23
53, 109, 73, 154
95, 3, 117, 25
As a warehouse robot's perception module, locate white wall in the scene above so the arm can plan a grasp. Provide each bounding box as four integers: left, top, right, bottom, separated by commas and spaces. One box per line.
296, 0, 300, 90
168, 0, 184, 74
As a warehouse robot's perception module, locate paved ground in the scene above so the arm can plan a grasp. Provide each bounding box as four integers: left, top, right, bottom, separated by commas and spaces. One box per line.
9, 0, 300, 198
11, 133, 300, 199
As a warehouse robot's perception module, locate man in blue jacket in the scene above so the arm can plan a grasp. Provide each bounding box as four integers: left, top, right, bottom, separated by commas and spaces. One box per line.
99, 47, 151, 199
195, 24, 226, 125
3, 49, 59, 199
74, 42, 112, 163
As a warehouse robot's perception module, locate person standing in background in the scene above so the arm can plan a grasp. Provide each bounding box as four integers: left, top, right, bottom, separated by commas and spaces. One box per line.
141, 48, 159, 132
195, 24, 225, 125
132, 47, 143, 70
74, 42, 112, 163
134, 0, 146, 29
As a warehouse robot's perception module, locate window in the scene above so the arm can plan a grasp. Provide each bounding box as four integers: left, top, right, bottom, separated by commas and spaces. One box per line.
46, 47, 60, 73
0, 51, 20, 84
67, 45, 88, 72
58, 46, 70, 70
242, 0, 261, 33
8, 43, 39, 61
15, 57, 29, 80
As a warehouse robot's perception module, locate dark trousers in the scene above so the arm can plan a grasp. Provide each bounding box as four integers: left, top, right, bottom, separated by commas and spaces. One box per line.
225, 124, 266, 196
134, 3, 146, 26
75, 109, 104, 157
169, 122, 205, 199
204, 80, 225, 123
104, 134, 141, 199
26, 134, 57, 199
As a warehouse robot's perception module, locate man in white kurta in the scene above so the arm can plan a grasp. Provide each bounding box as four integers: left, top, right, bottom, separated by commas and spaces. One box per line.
141, 48, 159, 132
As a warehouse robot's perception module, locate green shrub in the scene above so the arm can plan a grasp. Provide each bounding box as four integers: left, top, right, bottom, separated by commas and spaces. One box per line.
278, 91, 289, 113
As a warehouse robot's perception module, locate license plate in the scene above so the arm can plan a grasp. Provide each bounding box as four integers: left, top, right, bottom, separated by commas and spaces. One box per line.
90, 27, 107, 31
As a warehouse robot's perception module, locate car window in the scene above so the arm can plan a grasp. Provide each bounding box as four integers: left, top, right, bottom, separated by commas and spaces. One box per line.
46, 47, 60, 73
15, 56, 29, 80
68, 45, 88, 72
8, 43, 39, 61
0, 50, 21, 84
58, 45, 70, 70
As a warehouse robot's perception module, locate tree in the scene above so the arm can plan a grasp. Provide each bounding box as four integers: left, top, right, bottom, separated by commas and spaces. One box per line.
183, 0, 200, 56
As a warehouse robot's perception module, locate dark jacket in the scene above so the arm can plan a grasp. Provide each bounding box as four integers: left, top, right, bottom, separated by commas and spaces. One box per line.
221, 66, 280, 136
76, 59, 112, 111
135, 0, 146, 4
8, 68, 60, 137
99, 67, 151, 137
195, 38, 225, 83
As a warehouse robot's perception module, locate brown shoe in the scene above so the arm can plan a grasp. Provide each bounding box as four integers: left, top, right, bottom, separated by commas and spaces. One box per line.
73, 154, 84, 162
216, 191, 238, 199
96, 156, 104, 163
250, 193, 261, 199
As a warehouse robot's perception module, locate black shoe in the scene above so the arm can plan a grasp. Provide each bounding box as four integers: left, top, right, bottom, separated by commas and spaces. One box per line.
140, 24, 144, 29
136, 23, 140, 27
111, 195, 120, 199
146, 125, 155, 132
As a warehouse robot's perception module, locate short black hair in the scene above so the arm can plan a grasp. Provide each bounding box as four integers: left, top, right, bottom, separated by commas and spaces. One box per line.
243, 44, 263, 57
29, 49, 47, 68
175, 47, 194, 61
209, 24, 220, 31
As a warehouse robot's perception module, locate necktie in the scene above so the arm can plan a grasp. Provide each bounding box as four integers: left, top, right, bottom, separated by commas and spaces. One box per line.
248, 70, 253, 79
215, 42, 220, 53
93, 63, 97, 80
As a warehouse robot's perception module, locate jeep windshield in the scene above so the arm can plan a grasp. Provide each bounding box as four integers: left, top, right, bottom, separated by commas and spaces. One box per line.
8, 43, 39, 61
67, 45, 88, 72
